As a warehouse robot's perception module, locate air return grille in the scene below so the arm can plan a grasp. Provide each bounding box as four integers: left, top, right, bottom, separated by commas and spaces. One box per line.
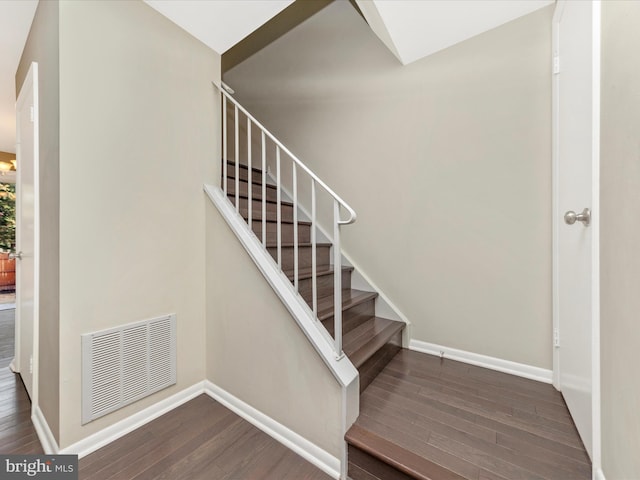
81, 314, 176, 424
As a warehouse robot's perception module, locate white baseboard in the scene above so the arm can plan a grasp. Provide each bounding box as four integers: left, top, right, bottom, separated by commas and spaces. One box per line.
594, 467, 606, 480
41, 379, 340, 478
204, 380, 340, 480
59, 382, 205, 458
409, 339, 553, 384
32, 406, 60, 454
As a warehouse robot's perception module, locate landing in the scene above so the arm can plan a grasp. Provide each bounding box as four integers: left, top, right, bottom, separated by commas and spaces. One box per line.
348, 349, 591, 480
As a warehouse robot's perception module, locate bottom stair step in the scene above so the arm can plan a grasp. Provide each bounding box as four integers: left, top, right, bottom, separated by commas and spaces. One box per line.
346, 424, 466, 480
343, 316, 404, 392
343, 317, 404, 369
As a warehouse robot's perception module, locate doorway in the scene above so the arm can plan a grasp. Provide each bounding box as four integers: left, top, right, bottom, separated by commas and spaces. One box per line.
552, 0, 601, 470
0, 155, 17, 368
13, 61, 39, 403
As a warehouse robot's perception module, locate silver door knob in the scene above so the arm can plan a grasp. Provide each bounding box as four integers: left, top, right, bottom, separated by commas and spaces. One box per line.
8, 251, 22, 260
564, 208, 591, 227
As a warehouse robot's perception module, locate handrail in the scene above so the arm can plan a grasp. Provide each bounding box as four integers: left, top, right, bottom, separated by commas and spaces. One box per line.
214, 81, 356, 360
213, 82, 356, 225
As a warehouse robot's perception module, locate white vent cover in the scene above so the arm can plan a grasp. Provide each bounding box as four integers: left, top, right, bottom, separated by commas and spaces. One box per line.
82, 314, 177, 424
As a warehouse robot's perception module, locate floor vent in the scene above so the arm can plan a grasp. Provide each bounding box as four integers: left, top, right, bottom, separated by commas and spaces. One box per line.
81, 314, 177, 424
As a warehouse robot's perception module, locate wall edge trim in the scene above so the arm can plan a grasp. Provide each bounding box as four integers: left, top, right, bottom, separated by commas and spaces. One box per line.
409, 339, 553, 384
204, 380, 340, 479
32, 406, 60, 454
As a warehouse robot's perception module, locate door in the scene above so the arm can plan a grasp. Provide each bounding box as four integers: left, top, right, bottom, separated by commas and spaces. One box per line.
14, 62, 39, 401
553, 0, 600, 461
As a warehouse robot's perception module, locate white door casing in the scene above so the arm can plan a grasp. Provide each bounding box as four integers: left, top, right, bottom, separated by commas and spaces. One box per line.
14, 62, 40, 407
552, 0, 601, 470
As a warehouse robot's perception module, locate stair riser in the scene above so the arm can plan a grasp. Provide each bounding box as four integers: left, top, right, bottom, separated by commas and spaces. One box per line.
226, 178, 279, 202
231, 197, 295, 222
250, 220, 311, 244
323, 297, 376, 336
358, 333, 402, 393
225, 163, 265, 184
297, 270, 352, 303
267, 245, 330, 271
348, 445, 414, 480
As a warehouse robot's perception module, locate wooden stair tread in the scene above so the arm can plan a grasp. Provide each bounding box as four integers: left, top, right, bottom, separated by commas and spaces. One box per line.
317, 290, 378, 321
266, 242, 331, 248
228, 191, 295, 208
237, 208, 311, 225
225, 160, 264, 174
227, 176, 278, 191
226, 184, 278, 202
345, 424, 466, 480
282, 265, 354, 281
343, 317, 404, 368
251, 217, 311, 226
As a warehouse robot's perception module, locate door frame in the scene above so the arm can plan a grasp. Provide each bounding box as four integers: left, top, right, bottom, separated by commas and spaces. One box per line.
13, 61, 40, 412
551, 0, 601, 473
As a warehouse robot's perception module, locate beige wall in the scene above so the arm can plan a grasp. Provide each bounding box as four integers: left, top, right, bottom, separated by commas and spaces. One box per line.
16, 0, 61, 442
205, 201, 343, 458
600, 1, 640, 477
225, 1, 553, 369
57, 0, 218, 448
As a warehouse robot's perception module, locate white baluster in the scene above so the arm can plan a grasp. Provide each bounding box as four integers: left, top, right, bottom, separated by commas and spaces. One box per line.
222, 96, 227, 194
334, 200, 343, 358
247, 118, 252, 227
293, 163, 298, 291
276, 147, 282, 268
261, 132, 266, 246
234, 105, 239, 213
311, 179, 317, 319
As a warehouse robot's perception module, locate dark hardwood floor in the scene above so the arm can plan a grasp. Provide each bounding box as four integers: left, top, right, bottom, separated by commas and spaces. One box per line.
80, 394, 332, 480
0, 367, 42, 454
347, 349, 591, 480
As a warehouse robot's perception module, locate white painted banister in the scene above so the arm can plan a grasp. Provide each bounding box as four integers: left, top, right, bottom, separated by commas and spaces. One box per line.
216, 83, 356, 225
215, 82, 356, 360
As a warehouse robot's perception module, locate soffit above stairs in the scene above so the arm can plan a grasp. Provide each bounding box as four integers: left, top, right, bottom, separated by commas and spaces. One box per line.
355, 0, 555, 65
144, 0, 295, 55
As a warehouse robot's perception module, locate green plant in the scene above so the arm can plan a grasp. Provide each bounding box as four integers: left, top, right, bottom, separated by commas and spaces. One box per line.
0, 183, 16, 252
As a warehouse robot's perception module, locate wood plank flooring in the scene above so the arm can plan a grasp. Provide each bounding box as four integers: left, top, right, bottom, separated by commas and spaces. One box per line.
0, 367, 42, 454
348, 349, 591, 480
80, 394, 332, 480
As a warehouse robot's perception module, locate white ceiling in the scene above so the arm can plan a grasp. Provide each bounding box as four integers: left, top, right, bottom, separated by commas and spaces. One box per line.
357, 0, 555, 65
144, 0, 294, 55
0, 0, 554, 154
0, 0, 38, 154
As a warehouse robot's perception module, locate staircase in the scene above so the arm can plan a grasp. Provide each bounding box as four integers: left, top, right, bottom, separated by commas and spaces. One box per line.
224, 162, 445, 480
216, 83, 445, 479
224, 162, 405, 394
212, 84, 591, 480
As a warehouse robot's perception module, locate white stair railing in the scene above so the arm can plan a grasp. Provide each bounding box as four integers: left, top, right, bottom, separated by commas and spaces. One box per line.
215, 82, 356, 359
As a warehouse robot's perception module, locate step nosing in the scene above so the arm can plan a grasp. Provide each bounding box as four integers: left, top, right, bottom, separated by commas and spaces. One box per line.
346, 425, 445, 480
317, 290, 378, 321
283, 265, 354, 280
226, 178, 278, 190
224, 161, 264, 173
346, 321, 405, 367
247, 218, 312, 226
266, 242, 332, 248
228, 193, 295, 208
